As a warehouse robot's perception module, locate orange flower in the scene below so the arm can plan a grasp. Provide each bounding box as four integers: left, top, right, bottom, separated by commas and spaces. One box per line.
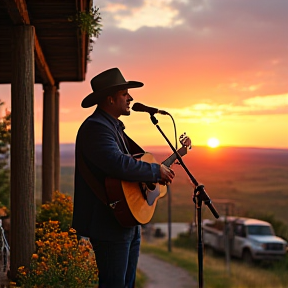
69, 227, 76, 234
18, 192, 98, 287
32, 254, 38, 260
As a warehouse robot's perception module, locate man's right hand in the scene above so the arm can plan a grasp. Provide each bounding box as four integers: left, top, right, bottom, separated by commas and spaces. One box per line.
159, 164, 175, 185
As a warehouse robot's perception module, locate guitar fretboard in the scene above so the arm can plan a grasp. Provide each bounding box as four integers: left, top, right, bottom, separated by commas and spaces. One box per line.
162, 146, 187, 167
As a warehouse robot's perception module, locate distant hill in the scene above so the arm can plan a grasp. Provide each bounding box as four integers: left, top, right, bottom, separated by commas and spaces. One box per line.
36, 143, 288, 167
36, 143, 75, 166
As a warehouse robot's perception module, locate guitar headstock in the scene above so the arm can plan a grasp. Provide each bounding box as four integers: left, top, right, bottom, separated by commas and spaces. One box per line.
179, 132, 192, 150
161, 133, 191, 167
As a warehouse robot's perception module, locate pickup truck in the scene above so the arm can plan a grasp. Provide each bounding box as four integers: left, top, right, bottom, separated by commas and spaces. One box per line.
203, 216, 287, 263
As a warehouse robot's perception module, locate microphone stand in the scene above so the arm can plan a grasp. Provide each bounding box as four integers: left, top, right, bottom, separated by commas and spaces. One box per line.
149, 114, 219, 288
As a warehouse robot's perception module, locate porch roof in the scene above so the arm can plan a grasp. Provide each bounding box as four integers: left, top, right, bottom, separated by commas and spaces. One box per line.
0, 0, 92, 85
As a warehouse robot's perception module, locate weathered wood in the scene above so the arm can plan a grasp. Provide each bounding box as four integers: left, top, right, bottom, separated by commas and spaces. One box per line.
54, 89, 60, 192
77, 0, 87, 80
77, 31, 87, 80
3, 0, 55, 86
34, 35, 55, 86
0, 0, 91, 84
3, 0, 30, 24
10, 25, 35, 281
42, 85, 56, 204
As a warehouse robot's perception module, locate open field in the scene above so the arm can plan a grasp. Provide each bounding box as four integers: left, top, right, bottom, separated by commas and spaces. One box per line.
150, 146, 288, 225
35, 145, 288, 225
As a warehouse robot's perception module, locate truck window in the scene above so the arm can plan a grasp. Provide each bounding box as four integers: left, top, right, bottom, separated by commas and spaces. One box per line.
234, 224, 246, 237
247, 225, 274, 236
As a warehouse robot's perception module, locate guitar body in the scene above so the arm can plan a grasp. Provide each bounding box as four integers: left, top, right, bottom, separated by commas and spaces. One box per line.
123, 153, 167, 225
105, 153, 167, 227
105, 144, 188, 227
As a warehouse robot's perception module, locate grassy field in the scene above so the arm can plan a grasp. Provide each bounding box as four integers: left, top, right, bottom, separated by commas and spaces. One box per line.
36, 146, 288, 226
140, 240, 288, 288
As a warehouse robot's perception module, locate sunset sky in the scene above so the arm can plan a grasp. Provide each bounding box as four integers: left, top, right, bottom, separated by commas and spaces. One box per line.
0, 0, 287, 149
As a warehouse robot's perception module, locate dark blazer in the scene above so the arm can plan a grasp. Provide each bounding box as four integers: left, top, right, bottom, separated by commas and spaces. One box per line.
72, 108, 161, 241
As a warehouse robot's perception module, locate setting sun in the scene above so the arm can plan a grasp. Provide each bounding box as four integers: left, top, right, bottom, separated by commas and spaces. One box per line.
207, 138, 220, 148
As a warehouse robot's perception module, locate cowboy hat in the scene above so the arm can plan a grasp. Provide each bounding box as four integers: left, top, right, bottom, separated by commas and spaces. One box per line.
81, 67, 144, 108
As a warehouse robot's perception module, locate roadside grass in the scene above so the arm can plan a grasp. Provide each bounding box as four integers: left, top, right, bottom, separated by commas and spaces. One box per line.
140, 241, 288, 288
135, 269, 147, 288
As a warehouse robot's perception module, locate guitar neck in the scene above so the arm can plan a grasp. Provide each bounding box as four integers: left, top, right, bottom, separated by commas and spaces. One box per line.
162, 146, 187, 167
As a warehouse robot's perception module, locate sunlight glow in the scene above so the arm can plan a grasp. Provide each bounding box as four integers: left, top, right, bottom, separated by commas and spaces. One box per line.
207, 138, 220, 148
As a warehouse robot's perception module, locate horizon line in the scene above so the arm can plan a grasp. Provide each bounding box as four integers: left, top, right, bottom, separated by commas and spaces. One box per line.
34, 143, 288, 151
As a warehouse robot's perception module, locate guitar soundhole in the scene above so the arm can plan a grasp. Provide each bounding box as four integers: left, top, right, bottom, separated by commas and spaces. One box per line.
146, 182, 156, 190
139, 182, 147, 200
139, 182, 156, 200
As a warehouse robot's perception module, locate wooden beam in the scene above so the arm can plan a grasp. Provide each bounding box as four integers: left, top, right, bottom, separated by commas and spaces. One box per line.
3, 0, 30, 23
77, 30, 86, 81
4, 0, 55, 86
34, 35, 55, 86
42, 85, 56, 204
76, 0, 91, 80
10, 25, 35, 281
54, 90, 60, 192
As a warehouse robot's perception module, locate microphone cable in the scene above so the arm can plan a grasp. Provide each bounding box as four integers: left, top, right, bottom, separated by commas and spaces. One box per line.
163, 111, 178, 151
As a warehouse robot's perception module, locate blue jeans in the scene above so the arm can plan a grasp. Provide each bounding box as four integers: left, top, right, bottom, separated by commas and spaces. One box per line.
90, 226, 141, 288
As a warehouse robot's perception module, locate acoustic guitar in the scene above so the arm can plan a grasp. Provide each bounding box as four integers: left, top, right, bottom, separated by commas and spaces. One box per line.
105, 135, 189, 227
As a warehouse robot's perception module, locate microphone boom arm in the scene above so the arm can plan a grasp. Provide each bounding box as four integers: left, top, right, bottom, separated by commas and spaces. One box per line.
149, 114, 218, 218
149, 113, 219, 288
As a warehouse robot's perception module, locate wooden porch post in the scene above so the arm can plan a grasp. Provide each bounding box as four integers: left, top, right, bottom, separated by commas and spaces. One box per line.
42, 85, 56, 203
10, 25, 35, 280
54, 89, 60, 192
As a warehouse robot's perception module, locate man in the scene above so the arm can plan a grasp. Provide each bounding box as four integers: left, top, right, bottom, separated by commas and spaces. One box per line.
72, 67, 176, 288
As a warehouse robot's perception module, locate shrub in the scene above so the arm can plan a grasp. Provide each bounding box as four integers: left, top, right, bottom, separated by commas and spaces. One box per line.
173, 231, 197, 250
37, 191, 73, 231
17, 221, 98, 288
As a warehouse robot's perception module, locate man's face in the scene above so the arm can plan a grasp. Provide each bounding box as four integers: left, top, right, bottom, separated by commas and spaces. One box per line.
112, 89, 133, 117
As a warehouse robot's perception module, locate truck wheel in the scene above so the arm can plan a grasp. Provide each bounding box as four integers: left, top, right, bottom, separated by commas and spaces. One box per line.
242, 249, 253, 265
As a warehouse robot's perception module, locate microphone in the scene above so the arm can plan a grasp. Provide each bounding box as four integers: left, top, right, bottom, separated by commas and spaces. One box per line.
132, 102, 169, 115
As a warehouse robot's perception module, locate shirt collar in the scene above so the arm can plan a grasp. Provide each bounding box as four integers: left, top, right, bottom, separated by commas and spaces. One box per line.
96, 107, 125, 130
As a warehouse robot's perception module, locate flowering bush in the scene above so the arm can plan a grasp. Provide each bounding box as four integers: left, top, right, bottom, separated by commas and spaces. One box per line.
0, 202, 9, 216
17, 221, 98, 288
36, 191, 73, 231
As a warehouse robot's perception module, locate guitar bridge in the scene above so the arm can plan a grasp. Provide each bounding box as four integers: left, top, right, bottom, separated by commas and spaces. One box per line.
109, 200, 120, 209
